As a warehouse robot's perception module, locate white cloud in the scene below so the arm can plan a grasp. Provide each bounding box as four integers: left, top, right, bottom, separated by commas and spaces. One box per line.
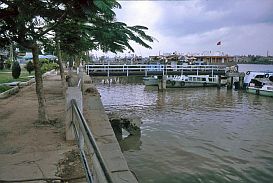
223, 23, 273, 55
96, 0, 273, 57
116, 1, 161, 28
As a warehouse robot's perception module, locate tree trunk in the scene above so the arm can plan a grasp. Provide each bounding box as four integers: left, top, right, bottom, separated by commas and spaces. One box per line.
86, 51, 90, 63
56, 39, 67, 95
56, 39, 65, 81
32, 43, 48, 123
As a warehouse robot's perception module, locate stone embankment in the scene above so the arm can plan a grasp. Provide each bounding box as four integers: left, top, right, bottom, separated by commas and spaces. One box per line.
81, 74, 138, 182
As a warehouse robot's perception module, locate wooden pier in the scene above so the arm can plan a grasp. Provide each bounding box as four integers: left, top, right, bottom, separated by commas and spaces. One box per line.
85, 64, 227, 77
226, 72, 245, 90
86, 64, 245, 90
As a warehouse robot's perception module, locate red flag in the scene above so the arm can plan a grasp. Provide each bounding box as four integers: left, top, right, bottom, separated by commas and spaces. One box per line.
217, 41, 221, 45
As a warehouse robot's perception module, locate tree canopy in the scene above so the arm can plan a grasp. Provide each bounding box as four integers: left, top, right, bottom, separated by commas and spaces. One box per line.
0, 0, 154, 123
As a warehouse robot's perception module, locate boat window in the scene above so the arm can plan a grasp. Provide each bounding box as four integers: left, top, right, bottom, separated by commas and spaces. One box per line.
250, 79, 263, 87
202, 78, 206, 81
255, 75, 265, 78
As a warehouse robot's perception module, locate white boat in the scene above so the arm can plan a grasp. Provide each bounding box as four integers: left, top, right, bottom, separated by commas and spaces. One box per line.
246, 76, 273, 97
166, 75, 226, 88
143, 76, 158, 86
244, 71, 273, 88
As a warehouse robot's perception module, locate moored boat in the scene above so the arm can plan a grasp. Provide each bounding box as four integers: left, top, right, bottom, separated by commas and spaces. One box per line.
246, 76, 273, 97
166, 75, 226, 88
143, 75, 227, 87
143, 76, 158, 86
244, 71, 273, 88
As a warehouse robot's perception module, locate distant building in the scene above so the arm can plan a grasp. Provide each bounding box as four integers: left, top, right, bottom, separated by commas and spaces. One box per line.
17, 52, 57, 64
194, 55, 234, 64
149, 53, 183, 64
191, 52, 235, 64
193, 52, 234, 64
149, 51, 235, 65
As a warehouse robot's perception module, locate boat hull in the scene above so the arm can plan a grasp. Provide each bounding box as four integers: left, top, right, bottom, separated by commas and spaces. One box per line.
143, 75, 226, 88
143, 77, 158, 86
246, 87, 273, 97
166, 80, 218, 88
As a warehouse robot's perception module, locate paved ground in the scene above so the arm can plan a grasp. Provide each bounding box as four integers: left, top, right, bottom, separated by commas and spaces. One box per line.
0, 73, 84, 182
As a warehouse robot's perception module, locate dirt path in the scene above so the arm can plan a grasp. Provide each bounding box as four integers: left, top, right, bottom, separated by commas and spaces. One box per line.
0, 73, 84, 182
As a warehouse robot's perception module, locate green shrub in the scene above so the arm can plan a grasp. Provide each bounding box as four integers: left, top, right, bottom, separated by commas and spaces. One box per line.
0, 85, 12, 93
25, 61, 34, 74
41, 62, 59, 74
5, 59, 12, 69
39, 58, 49, 65
52, 62, 59, 70
12, 61, 21, 79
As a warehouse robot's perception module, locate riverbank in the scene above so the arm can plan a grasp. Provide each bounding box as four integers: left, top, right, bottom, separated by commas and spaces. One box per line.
0, 73, 84, 182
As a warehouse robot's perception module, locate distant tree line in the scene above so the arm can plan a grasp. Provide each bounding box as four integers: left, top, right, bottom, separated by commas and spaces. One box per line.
237, 55, 273, 64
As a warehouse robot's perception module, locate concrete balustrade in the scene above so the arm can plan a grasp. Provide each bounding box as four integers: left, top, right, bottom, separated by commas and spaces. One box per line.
65, 69, 138, 182
65, 87, 82, 141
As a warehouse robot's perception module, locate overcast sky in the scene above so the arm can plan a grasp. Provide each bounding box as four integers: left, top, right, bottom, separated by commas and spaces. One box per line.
107, 0, 273, 57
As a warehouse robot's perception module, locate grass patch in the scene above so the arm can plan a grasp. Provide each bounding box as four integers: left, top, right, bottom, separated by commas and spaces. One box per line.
0, 69, 12, 72
0, 71, 34, 84
0, 85, 12, 93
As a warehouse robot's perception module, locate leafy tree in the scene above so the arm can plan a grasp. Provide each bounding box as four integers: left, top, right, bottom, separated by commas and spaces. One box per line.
56, 19, 154, 58
12, 61, 21, 79
0, 0, 154, 123
0, 0, 63, 122
25, 61, 34, 74
1, 0, 94, 123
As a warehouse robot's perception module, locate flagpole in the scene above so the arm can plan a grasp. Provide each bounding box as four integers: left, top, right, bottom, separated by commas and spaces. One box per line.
216, 41, 223, 63
217, 41, 222, 53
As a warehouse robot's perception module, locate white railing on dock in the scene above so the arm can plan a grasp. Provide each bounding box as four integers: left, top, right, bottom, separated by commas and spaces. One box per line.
85, 64, 227, 76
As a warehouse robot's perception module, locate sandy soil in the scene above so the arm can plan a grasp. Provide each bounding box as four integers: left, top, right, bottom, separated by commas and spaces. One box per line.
0, 74, 84, 182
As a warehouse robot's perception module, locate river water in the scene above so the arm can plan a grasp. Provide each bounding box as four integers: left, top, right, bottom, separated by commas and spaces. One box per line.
96, 64, 273, 183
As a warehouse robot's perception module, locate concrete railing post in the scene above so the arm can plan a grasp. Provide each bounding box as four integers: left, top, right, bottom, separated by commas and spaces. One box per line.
227, 77, 233, 90
239, 75, 244, 90
65, 87, 83, 141
158, 75, 167, 91
79, 65, 84, 92
217, 75, 222, 89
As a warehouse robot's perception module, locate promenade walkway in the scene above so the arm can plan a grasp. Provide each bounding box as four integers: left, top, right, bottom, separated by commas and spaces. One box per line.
0, 73, 83, 182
